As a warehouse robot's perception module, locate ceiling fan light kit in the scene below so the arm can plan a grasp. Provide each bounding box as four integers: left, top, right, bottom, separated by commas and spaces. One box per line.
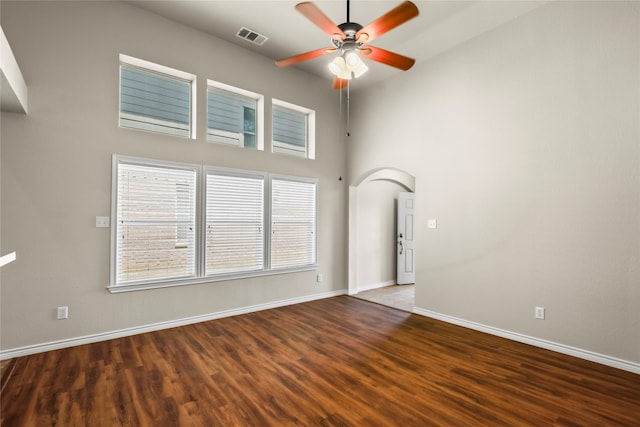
276, 0, 419, 88
328, 50, 368, 80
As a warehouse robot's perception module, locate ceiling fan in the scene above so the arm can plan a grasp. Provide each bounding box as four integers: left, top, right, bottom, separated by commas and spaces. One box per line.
276, 0, 419, 89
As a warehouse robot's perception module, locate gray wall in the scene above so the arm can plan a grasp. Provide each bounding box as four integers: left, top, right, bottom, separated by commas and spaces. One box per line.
2, 0, 638, 367
355, 180, 401, 290
1, 1, 347, 351
348, 1, 639, 364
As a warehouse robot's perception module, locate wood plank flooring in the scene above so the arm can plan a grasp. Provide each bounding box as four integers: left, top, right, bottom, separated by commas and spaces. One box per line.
1, 296, 638, 426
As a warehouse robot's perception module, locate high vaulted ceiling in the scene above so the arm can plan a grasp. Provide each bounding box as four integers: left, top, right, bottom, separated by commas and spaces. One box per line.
126, 1, 545, 88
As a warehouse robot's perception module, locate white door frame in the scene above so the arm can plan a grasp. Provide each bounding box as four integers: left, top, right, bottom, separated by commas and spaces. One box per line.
348, 168, 415, 295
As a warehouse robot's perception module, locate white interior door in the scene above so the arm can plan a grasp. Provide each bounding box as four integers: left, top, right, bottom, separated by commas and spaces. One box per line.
397, 192, 415, 285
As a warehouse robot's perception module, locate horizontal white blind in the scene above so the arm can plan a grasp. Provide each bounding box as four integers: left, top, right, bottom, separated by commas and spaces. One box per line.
206, 172, 264, 275
116, 162, 197, 285
271, 178, 316, 269
272, 106, 307, 156
120, 64, 191, 137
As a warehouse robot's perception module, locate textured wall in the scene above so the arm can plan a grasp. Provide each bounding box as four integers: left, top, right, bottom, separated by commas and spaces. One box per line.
355, 179, 403, 290
348, 1, 640, 363
1, 1, 348, 351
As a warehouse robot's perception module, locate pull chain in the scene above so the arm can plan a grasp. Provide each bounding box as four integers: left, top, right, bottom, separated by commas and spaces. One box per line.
339, 0, 352, 137
346, 79, 350, 136
337, 79, 351, 137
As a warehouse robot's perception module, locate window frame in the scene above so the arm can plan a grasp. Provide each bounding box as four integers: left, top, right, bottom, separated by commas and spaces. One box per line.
272, 98, 315, 160
269, 174, 318, 271
207, 79, 264, 150
110, 155, 201, 289
109, 155, 318, 293
203, 167, 267, 278
119, 54, 197, 139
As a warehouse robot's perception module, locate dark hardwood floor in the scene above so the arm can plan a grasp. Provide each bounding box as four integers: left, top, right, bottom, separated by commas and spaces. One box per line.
1, 296, 638, 426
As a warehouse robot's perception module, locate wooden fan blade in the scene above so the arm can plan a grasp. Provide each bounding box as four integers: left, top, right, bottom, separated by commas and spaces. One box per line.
296, 2, 345, 39
276, 48, 335, 67
360, 46, 415, 70
356, 1, 419, 44
333, 77, 349, 90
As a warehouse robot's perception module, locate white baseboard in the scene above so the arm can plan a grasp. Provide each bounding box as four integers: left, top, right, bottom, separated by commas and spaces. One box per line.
357, 279, 396, 293
0, 289, 347, 361
413, 308, 640, 375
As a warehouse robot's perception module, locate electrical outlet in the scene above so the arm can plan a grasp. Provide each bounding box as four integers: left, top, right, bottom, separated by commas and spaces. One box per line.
316, 273, 323, 283
535, 306, 545, 320
57, 306, 69, 320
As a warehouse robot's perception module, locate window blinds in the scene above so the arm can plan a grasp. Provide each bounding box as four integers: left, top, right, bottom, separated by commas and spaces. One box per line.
116, 162, 197, 285
271, 178, 317, 269
206, 172, 265, 275
112, 156, 319, 289
120, 65, 191, 137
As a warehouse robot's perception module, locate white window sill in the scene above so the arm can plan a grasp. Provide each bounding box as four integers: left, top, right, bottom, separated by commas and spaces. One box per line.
0, 252, 16, 268
107, 264, 319, 293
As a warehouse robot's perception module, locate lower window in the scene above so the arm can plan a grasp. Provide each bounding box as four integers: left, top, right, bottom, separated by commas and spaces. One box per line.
111, 155, 318, 290
205, 171, 265, 275
113, 158, 198, 285
271, 177, 316, 269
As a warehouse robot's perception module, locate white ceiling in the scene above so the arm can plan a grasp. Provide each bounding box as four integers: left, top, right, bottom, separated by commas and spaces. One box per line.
126, 1, 546, 88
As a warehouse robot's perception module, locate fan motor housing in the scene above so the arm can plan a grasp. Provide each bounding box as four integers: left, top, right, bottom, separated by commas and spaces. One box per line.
333, 22, 364, 50
338, 22, 363, 39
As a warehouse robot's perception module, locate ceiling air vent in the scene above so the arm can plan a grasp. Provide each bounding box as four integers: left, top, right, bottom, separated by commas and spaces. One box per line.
236, 27, 268, 46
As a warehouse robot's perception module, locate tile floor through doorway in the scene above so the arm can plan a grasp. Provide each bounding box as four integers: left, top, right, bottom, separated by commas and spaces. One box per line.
353, 284, 415, 312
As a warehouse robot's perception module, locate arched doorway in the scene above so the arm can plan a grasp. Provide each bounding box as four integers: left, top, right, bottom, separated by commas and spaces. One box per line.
348, 168, 416, 297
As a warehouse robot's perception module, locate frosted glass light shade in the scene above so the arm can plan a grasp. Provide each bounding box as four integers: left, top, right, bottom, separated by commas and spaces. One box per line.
329, 50, 369, 80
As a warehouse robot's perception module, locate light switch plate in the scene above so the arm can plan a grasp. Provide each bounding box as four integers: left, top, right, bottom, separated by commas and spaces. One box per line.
96, 216, 110, 228
57, 306, 69, 320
